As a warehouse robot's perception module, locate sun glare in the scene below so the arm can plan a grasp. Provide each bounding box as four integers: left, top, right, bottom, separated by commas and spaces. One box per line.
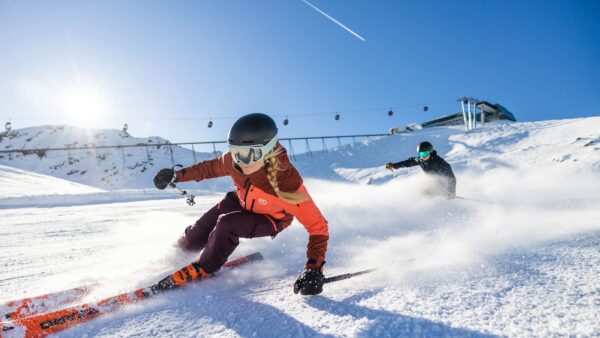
61, 87, 110, 126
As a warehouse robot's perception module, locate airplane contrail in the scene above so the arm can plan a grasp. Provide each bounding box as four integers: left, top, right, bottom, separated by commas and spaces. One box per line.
302, 0, 366, 42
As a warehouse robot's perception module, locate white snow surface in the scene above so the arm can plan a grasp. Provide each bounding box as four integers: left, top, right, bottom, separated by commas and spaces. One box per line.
0, 164, 218, 209
1, 117, 599, 337
0, 164, 103, 198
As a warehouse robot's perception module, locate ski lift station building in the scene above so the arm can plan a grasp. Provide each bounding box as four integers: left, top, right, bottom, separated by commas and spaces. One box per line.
391, 101, 516, 134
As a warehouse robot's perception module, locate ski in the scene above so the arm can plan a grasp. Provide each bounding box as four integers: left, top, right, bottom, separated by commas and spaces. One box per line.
1, 285, 97, 321
0, 252, 263, 338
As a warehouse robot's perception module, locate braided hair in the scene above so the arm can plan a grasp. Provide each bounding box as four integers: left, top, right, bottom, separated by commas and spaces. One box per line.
263, 145, 307, 204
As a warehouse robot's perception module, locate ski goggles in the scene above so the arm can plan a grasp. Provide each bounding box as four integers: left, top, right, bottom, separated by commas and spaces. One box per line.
229, 137, 278, 165
418, 150, 431, 158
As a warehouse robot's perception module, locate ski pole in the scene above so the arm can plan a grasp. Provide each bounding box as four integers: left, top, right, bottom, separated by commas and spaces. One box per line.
240, 268, 378, 296
455, 196, 494, 204
324, 268, 377, 284
169, 164, 195, 206
169, 182, 195, 206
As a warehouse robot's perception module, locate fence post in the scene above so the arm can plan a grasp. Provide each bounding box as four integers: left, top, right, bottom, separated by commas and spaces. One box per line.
321, 138, 328, 153
168, 143, 175, 166
121, 147, 126, 168
305, 138, 312, 157
287, 139, 296, 161
191, 144, 198, 164
212, 143, 218, 158
337, 137, 342, 149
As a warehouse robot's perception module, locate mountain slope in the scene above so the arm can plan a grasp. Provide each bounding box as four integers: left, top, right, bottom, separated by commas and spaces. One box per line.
0, 125, 229, 190
293, 117, 600, 183
1, 117, 598, 190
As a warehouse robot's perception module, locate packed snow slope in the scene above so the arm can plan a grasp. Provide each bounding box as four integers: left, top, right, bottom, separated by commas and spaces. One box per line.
0, 164, 102, 199
1, 116, 599, 337
0, 164, 219, 209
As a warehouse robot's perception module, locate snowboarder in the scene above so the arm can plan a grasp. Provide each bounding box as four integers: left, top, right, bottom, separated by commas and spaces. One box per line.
153, 113, 329, 295
385, 141, 457, 199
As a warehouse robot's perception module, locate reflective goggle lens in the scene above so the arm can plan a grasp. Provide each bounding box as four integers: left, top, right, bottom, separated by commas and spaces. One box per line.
229, 137, 278, 165
231, 147, 263, 165
418, 150, 431, 158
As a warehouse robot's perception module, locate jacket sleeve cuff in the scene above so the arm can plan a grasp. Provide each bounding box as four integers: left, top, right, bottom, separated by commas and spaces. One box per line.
175, 168, 188, 182
305, 234, 328, 270
305, 258, 326, 270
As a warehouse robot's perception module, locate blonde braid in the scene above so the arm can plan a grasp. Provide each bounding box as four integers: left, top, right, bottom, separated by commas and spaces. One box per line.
264, 145, 308, 204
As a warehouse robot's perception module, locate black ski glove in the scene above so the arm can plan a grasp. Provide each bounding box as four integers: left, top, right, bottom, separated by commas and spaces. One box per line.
293, 269, 325, 296
154, 168, 176, 190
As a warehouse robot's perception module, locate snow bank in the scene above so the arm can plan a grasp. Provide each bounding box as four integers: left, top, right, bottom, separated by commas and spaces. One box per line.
0, 164, 220, 208
0, 164, 103, 198
0, 189, 218, 209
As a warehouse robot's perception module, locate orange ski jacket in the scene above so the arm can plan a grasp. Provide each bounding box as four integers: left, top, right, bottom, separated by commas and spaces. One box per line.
175, 147, 328, 269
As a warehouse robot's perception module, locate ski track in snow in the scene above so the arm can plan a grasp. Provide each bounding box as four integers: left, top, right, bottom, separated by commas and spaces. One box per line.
1, 117, 599, 337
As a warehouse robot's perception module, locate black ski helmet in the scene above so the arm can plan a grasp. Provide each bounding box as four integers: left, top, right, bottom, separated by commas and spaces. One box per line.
228, 113, 278, 146
417, 141, 433, 153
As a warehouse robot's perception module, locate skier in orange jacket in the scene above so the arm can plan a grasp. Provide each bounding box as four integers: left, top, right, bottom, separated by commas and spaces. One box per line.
154, 113, 329, 295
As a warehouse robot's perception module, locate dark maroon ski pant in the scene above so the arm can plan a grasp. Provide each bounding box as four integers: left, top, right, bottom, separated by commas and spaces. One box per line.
179, 192, 282, 273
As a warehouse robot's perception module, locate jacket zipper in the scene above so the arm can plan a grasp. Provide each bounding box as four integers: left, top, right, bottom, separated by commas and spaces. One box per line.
243, 178, 251, 210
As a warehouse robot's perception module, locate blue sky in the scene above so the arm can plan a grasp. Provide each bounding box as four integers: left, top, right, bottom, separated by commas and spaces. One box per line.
1, 0, 598, 143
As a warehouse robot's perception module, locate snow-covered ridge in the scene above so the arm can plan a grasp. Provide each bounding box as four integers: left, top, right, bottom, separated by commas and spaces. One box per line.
0, 117, 598, 208
0, 125, 229, 190
1, 117, 598, 192
294, 116, 600, 184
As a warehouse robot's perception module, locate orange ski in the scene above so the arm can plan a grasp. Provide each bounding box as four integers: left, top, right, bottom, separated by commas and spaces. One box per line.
0, 252, 263, 338
1, 285, 96, 321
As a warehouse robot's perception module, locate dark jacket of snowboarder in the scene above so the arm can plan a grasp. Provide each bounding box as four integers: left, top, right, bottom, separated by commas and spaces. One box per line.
388, 150, 457, 198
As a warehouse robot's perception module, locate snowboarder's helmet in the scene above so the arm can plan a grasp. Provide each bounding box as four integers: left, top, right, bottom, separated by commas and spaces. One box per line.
228, 113, 278, 165
417, 141, 433, 158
